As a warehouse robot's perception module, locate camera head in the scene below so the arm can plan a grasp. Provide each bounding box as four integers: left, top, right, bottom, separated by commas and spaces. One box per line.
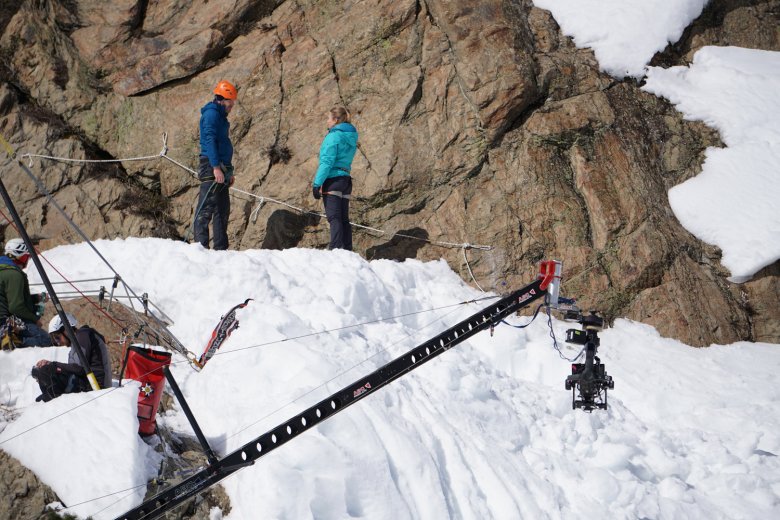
580, 311, 604, 330
563, 310, 613, 411
545, 295, 616, 411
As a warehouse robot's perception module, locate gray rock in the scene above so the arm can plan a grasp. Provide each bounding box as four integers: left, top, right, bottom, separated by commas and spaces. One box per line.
0, 0, 777, 346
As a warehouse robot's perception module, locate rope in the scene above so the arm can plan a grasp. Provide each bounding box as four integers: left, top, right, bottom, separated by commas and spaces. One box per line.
219, 302, 472, 450
0, 294, 495, 454
19, 132, 170, 167
23, 134, 494, 251
215, 294, 499, 357
0, 387, 121, 446
3, 141, 191, 359
59, 482, 149, 512
250, 197, 264, 223
0, 208, 125, 330
22, 152, 162, 167
462, 247, 485, 292
183, 180, 218, 243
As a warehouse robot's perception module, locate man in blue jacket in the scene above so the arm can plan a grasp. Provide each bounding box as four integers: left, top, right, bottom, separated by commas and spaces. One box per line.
193, 80, 237, 250
312, 107, 358, 250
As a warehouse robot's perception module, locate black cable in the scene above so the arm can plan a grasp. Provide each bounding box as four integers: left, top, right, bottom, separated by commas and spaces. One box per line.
499, 303, 544, 329
547, 305, 584, 362
217, 294, 500, 357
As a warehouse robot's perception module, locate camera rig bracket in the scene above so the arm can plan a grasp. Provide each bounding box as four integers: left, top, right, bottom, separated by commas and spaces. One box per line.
562, 310, 614, 411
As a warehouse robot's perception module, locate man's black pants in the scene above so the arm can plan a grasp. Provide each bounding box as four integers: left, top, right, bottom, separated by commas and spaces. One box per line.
194, 157, 230, 250
322, 176, 352, 251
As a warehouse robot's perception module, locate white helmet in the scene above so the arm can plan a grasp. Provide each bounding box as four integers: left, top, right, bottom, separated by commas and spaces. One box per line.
4, 238, 29, 259
48, 313, 79, 333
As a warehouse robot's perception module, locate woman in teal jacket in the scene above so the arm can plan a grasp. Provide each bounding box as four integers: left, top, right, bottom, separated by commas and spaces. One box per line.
312, 107, 358, 250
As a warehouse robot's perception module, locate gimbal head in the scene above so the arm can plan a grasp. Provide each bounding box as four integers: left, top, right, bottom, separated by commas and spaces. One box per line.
563, 310, 614, 411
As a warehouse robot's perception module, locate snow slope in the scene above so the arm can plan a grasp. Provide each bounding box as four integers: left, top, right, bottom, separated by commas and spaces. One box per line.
644, 47, 780, 280
1, 4, 779, 518
531, 0, 708, 78
533, 0, 780, 280
1, 239, 778, 520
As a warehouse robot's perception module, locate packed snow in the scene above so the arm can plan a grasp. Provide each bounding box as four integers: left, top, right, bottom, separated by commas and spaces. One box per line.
643, 47, 780, 281
531, 0, 708, 78
1, 3, 779, 519
1, 239, 779, 520
533, 0, 780, 280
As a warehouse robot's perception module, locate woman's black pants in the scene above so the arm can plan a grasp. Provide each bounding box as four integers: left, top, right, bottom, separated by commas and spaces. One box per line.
322, 176, 352, 251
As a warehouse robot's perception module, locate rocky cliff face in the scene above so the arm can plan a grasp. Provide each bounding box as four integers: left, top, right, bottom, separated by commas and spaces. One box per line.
0, 0, 778, 347
0, 450, 58, 520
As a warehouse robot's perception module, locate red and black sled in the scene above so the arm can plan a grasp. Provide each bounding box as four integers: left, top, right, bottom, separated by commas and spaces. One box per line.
194, 298, 252, 369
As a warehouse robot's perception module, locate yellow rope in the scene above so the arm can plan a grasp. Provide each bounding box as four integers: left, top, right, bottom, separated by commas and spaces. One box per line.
0, 133, 17, 159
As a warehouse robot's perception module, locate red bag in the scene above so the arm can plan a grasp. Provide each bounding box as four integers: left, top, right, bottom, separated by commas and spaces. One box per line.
123, 346, 172, 436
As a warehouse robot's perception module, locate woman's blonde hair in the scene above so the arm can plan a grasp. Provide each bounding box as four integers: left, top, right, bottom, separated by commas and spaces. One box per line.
330, 106, 351, 124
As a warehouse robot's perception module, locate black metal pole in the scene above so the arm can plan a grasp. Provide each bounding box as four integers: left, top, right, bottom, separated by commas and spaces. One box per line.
0, 174, 100, 390
163, 366, 218, 466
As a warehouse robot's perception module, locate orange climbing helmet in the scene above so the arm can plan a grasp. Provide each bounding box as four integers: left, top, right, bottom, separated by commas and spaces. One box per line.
213, 80, 238, 100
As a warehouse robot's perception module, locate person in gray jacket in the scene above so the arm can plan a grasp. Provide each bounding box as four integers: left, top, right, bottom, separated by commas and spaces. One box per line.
31, 313, 112, 402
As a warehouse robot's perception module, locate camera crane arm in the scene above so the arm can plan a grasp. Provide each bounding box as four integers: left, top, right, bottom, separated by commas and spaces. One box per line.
116, 261, 563, 520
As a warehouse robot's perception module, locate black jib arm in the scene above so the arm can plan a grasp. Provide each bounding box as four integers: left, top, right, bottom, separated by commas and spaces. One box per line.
116, 261, 563, 520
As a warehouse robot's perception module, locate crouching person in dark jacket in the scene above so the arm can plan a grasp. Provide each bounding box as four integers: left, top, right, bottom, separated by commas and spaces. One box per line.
31, 313, 112, 402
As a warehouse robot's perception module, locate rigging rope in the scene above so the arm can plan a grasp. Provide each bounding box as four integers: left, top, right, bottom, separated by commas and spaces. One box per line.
1, 295, 497, 514
215, 295, 499, 357
2, 134, 194, 362
0, 294, 498, 449
217, 301, 475, 450
462, 247, 485, 291
22, 133, 494, 252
